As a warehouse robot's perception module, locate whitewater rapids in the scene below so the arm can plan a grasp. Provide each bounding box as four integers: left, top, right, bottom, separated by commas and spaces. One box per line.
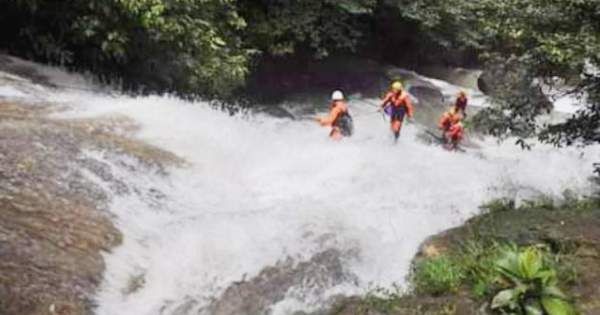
4, 64, 597, 314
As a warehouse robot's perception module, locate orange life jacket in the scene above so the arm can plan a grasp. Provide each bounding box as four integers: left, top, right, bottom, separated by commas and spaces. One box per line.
383, 91, 414, 117
319, 101, 348, 127
447, 122, 464, 142
331, 101, 348, 126
438, 111, 461, 131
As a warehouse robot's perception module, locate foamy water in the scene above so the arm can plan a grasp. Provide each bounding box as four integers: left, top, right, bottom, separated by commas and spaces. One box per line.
44, 88, 597, 315
3, 59, 597, 314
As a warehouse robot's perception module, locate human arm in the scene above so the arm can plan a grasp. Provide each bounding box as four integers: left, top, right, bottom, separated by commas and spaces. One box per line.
404, 93, 415, 118
380, 93, 392, 109
317, 106, 342, 126
438, 114, 449, 130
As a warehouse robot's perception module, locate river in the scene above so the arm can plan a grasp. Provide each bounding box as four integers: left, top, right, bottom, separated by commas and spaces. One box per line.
1, 57, 597, 315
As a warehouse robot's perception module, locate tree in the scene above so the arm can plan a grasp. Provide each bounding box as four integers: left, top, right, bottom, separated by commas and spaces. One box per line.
239, 0, 375, 58
1, 0, 377, 97
2, 0, 252, 96
393, 0, 599, 154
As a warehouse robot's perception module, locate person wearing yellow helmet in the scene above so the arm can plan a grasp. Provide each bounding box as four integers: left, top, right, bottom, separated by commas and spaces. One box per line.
392, 81, 403, 91
380, 81, 414, 142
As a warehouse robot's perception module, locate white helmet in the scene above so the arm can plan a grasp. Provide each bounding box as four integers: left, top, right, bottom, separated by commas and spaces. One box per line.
331, 90, 344, 101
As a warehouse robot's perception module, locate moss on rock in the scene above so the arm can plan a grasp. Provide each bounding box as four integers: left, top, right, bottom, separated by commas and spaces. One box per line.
326, 197, 600, 315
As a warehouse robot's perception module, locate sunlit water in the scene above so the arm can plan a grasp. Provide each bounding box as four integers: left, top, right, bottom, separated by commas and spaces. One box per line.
2, 63, 597, 314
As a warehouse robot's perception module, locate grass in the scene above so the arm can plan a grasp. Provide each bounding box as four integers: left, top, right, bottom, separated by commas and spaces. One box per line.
358, 285, 405, 314
409, 242, 578, 313
480, 193, 600, 215
413, 256, 465, 296
456, 240, 503, 298
411, 241, 504, 299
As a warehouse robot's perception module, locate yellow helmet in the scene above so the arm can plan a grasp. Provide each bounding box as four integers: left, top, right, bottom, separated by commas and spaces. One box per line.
391, 81, 403, 91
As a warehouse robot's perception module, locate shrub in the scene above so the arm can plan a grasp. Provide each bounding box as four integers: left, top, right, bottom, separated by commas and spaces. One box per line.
458, 241, 503, 298
413, 255, 465, 296
481, 199, 516, 213
359, 285, 404, 314
491, 245, 576, 315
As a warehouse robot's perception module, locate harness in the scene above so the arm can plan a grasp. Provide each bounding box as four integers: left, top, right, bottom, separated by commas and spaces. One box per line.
333, 106, 353, 136
385, 93, 409, 121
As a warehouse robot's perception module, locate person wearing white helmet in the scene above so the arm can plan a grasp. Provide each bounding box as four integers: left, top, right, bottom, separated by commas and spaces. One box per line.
331, 90, 344, 101
315, 90, 353, 140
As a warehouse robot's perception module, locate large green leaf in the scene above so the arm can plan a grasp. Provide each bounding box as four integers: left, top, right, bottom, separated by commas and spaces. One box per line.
542, 285, 568, 300
518, 247, 542, 279
541, 296, 576, 315
491, 288, 519, 309
495, 247, 521, 281
525, 300, 544, 315
536, 269, 558, 286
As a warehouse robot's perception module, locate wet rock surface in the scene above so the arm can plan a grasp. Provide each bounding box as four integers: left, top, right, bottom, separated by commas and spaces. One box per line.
0, 99, 182, 314
196, 249, 357, 315
477, 63, 552, 112
246, 57, 463, 126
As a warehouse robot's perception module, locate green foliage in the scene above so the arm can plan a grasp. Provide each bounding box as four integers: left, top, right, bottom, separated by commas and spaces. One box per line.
457, 241, 503, 298
391, 0, 600, 152
491, 245, 576, 315
480, 194, 599, 215
240, 0, 375, 58
1, 0, 251, 97
481, 198, 517, 214
561, 195, 600, 213
362, 238, 581, 313
3, 0, 599, 152
358, 195, 595, 314
476, 1, 599, 149
359, 285, 404, 313
0, 0, 374, 97
413, 255, 465, 295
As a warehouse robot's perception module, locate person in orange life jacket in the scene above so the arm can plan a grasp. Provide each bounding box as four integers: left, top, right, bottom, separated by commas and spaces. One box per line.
438, 106, 461, 133
444, 113, 465, 151
315, 90, 353, 140
380, 81, 414, 142
455, 91, 468, 116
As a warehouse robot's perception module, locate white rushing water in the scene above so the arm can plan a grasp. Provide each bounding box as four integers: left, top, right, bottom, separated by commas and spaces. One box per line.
54, 92, 597, 315
2, 59, 598, 314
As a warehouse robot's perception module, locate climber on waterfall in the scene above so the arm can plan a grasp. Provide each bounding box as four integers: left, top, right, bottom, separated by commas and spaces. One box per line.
315, 90, 353, 140
438, 106, 462, 133
438, 106, 464, 150
444, 117, 465, 151
380, 81, 414, 142
454, 90, 468, 117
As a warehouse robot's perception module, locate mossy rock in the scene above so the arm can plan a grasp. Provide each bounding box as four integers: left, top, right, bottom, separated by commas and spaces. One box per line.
327, 198, 600, 315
